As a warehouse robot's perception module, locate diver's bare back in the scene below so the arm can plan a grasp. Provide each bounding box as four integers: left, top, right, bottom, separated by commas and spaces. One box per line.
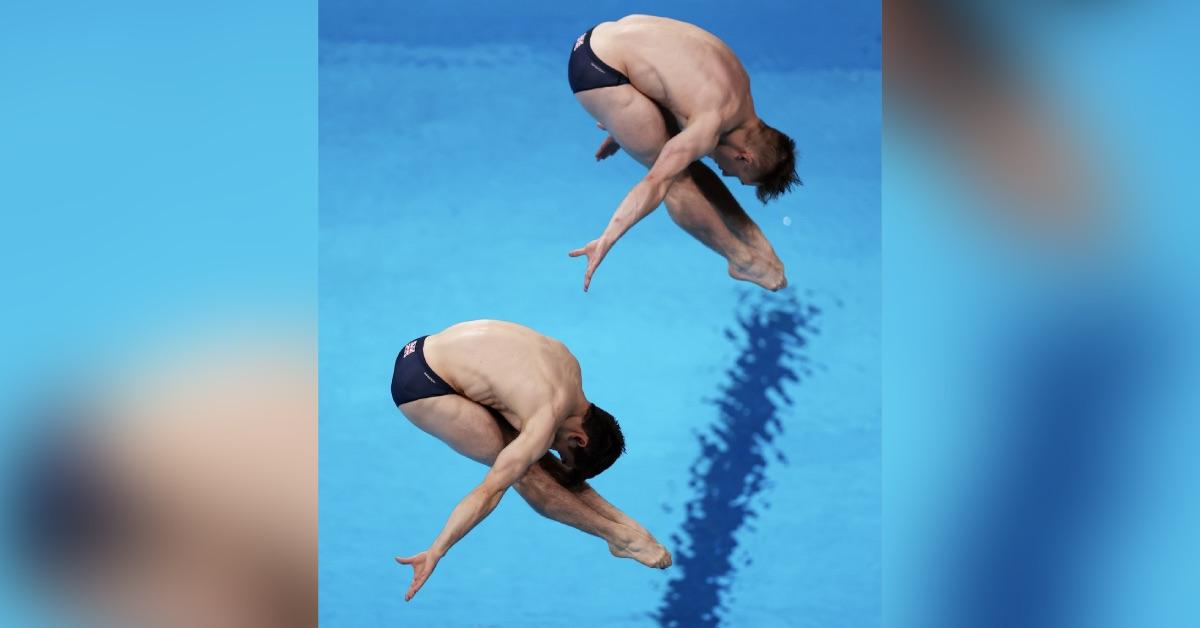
590, 15, 755, 132
424, 320, 587, 427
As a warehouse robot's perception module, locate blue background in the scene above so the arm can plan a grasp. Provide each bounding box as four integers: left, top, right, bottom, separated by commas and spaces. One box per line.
319, 2, 879, 626
883, 3, 1200, 627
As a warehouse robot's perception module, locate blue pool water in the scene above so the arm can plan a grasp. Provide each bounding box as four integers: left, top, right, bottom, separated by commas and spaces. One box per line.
320, 3, 879, 626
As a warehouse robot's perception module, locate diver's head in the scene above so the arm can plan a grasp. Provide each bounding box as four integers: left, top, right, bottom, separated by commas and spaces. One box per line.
713, 120, 801, 203
551, 403, 625, 487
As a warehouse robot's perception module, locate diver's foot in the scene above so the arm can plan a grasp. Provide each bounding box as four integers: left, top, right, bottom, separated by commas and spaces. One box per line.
608, 529, 673, 569
729, 254, 787, 292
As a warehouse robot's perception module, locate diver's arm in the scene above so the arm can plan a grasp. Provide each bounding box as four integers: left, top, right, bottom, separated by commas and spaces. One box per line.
569, 115, 721, 291
396, 415, 554, 601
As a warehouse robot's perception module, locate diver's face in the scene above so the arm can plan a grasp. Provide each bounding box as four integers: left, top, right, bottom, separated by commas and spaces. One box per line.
556, 446, 576, 468
711, 147, 756, 185
552, 430, 583, 468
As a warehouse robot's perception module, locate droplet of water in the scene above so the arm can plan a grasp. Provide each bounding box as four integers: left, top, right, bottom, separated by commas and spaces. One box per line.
782, 216, 792, 227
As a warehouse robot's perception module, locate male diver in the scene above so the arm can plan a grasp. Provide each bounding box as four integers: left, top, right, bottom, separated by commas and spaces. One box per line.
568, 14, 802, 292
390, 320, 671, 601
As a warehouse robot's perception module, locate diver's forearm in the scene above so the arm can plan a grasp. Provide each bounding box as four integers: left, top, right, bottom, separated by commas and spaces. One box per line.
601, 178, 669, 244
429, 486, 505, 556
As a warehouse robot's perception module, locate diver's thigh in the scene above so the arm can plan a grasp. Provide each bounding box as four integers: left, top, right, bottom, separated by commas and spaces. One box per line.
575, 85, 670, 167
398, 395, 506, 466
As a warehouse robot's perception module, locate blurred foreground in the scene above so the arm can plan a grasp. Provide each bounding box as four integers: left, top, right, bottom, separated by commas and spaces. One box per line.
1, 2, 316, 626
886, 1, 1200, 627
7, 334, 316, 628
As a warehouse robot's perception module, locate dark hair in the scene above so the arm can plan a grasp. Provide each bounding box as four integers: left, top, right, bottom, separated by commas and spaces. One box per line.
541, 403, 625, 490
755, 124, 802, 204
574, 403, 625, 477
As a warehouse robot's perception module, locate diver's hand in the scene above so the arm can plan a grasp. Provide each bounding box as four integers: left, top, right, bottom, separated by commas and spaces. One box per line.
395, 549, 443, 601
595, 135, 621, 161
568, 237, 613, 292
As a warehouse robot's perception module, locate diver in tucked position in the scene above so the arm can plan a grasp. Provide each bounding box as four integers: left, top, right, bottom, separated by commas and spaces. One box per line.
390, 320, 671, 601
567, 14, 802, 292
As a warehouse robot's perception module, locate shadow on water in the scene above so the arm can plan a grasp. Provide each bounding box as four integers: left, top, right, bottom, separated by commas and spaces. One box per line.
654, 289, 822, 627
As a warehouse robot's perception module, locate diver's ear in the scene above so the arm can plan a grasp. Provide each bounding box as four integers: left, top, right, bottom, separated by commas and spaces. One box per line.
570, 432, 588, 449
736, 150, 754, 164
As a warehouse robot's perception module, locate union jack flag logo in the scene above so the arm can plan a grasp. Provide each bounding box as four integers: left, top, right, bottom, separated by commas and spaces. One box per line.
402, 341, 417, 358
574, 33, 585, 52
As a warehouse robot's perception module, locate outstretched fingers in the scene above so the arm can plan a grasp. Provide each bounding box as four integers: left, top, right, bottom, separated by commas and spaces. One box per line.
583, 260, 596, 291
568, 241, 606, 291
395, 554, 433, 602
